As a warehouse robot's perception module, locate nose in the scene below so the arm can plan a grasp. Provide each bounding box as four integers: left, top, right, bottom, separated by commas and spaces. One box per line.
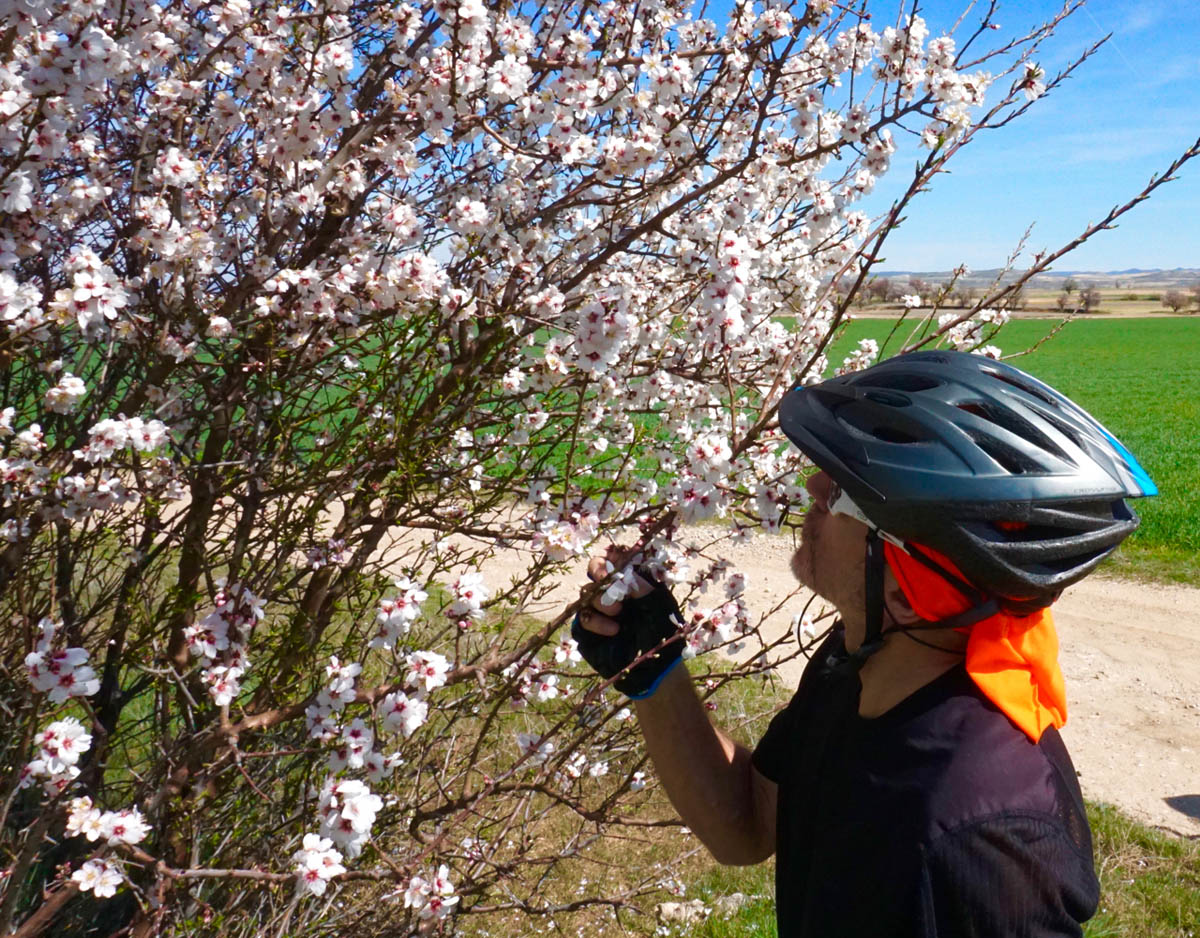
805, 470, 833, 510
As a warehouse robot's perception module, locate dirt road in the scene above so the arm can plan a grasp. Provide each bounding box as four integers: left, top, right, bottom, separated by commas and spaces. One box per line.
456, 529, 1200, 838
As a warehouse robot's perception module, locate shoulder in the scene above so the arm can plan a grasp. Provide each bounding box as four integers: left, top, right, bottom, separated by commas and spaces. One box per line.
908, 680, 1100, 931
881, 668, 1072, 837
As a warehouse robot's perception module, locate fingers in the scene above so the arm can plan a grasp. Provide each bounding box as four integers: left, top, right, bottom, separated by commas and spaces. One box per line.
592, 592, 622, 617
583, 544, 653, 615
627, 568, 654, 599
586, 553, 610, 583
587, 544, 633, 576
577, 608, 620, 637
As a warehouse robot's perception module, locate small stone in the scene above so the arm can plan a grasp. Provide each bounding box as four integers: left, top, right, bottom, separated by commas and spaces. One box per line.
656, 899, 708, 925
712, 893, 749, 917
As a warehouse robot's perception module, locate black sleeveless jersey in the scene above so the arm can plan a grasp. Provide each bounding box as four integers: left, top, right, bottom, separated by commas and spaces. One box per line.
751, 629, 1099, 937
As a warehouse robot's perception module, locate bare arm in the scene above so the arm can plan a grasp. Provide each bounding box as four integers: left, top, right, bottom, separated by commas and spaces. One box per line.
578, 546, 776, 865
633, 663, 778, 865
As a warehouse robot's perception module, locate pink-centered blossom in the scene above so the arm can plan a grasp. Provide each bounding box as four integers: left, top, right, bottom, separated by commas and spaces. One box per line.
379, 690, 428, 737
72, 859, 122, 898
43, 373, 86, 413
404, 864, 459, 921
153, 146, 199, 186
294, 833, 346, 897
448, 197, 489, 235
448, 571, 488, 619
25, 618, 99, 702
318, 779, 383, 858
405, 650, 450, 694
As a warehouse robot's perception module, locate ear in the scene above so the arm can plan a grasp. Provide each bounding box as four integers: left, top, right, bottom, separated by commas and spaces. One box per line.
882, 565, 924, 629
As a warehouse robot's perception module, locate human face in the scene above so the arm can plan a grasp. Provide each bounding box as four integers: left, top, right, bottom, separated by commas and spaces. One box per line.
790, 470, 872, 641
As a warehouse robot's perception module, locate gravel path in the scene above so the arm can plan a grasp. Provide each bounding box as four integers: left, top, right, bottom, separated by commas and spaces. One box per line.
388, 524, 1200, 838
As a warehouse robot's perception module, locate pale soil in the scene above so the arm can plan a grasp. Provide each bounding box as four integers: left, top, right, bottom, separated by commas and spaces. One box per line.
849, 307, 1189, 319
437, 528, 1200, 839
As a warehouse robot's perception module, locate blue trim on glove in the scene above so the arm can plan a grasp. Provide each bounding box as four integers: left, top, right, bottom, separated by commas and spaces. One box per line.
624, 655, 684, 700
572, 611, 686, 699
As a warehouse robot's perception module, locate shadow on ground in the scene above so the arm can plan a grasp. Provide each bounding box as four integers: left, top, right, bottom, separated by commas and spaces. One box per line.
1164, 795, 1200, 821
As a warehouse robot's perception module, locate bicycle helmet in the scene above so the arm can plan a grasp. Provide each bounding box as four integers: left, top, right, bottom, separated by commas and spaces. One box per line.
779, 350, 1156, 665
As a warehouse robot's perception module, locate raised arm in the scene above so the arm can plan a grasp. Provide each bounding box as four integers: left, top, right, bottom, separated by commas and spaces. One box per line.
573, 549, 776, 865
633, 663, 777, 865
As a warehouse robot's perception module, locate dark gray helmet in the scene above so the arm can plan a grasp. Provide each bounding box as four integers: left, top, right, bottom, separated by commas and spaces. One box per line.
779, 350, 1155, 610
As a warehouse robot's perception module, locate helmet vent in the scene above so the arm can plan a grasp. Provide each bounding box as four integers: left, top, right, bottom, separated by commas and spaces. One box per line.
956, 401, 1071, 462
963, 429, 1045, 474
1039, 546, 1113, 575
991, 522, 1086, 542
981, 367, 1057, 406
859, 373, 942, 392
864, 389, 911, 407
871, 424, 924, 444
1027, 404, 1087, 451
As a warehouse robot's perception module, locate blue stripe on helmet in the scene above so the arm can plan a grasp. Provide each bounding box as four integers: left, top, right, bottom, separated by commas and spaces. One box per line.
1099, 427, 1158, 497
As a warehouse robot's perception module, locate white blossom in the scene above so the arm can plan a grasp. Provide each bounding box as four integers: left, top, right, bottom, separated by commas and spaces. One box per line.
22, 716, 92, 794
100, 807, 151, 846
448, 198, 489, 235
515, 732, 553, 765
294, 833, 346, 896
0, 171, 33, 213
323, 656, 362, 710
43, 373, 87, 413
72, 859, 122, 898
532, 673, 558, 702
404, 864, 459, 921
153, 147, 200, 186
406, 650, 450, 694
553, 637, 581, 666
318, 779, 383, 858
448, 571, 488, 619
25, 619, 99, 702
371, 577, 428, 649
379, 690, 428, 738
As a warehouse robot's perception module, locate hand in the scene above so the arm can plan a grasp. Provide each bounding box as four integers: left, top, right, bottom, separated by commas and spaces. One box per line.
572, 546, 685, 699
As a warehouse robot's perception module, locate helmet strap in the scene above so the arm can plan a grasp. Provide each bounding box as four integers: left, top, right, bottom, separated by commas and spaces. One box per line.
902, 542, 984, 603
823, 534, 1000, 675
862, 530, 887, 657
890, 540, 1002, 635
823, 530, 888, 674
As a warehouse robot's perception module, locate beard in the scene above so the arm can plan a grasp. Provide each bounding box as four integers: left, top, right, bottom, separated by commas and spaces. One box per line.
790, 505, 824, 589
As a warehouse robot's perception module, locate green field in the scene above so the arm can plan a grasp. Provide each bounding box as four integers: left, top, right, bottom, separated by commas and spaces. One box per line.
828, 317, 1200, 585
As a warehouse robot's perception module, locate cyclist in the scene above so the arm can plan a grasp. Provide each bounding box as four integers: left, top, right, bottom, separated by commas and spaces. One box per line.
574, 350, 1155, 936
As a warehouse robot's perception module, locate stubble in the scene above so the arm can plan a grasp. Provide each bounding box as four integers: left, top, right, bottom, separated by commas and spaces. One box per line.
790, 504, 823, 588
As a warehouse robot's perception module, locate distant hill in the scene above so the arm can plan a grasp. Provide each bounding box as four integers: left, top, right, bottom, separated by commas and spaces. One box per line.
873, 268, 1200, 289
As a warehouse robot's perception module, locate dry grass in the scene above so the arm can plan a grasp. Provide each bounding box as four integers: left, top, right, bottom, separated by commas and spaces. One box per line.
445, 665, 792, 938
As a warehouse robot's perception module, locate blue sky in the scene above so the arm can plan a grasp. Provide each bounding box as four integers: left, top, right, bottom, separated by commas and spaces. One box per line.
844, 0, 1200, 271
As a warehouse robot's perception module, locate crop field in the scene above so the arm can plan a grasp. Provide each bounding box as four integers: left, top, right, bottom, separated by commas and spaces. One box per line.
857, 288, 1199, 319
829, 316, 1200, 585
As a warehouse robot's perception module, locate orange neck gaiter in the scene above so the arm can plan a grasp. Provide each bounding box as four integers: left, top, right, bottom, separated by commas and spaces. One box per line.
881, 541, 1067, 743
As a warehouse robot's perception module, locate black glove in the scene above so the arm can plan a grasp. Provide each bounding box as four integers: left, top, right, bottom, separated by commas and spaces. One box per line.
572, 568, 685, 699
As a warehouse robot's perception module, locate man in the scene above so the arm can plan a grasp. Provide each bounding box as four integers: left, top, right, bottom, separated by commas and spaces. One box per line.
574, 350, 1155, 936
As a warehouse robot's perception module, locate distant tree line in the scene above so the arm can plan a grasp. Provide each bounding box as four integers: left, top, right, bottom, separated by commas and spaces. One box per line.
844, 276, 1200, 314
843, 276, 1024, 310
1162, 285, 1200, 313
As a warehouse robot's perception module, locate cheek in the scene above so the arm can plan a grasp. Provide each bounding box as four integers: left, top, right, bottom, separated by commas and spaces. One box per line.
823, 521, 869, 601
790, 544, 809, 584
